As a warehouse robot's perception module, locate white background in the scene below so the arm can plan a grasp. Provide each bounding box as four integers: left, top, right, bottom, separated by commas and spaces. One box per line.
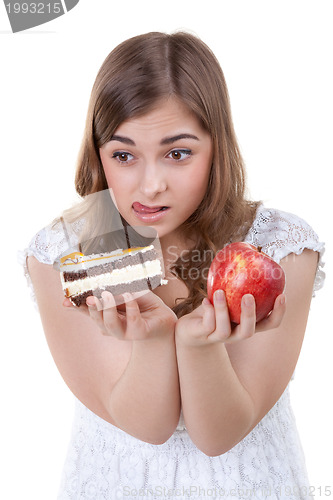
1, 0, 332, 498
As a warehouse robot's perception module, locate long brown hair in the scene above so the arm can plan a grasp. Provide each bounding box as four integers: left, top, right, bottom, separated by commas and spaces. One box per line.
70, 31, 260, 317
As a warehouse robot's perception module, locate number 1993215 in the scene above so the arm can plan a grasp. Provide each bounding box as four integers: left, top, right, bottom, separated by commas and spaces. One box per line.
5, 3, 62, 14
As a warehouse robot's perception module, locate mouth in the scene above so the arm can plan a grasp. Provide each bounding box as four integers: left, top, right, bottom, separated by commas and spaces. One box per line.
132, 202, 169, 214
132, 202, 170, 222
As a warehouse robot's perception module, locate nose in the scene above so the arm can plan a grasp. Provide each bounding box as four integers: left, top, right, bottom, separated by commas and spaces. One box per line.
139, 164, 167, 199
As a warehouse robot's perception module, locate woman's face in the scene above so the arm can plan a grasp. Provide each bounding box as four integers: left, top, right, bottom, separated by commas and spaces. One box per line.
99, 97, 213, 243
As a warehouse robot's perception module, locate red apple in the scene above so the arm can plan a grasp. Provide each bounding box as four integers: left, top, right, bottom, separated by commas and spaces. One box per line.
207, 242, 285, 324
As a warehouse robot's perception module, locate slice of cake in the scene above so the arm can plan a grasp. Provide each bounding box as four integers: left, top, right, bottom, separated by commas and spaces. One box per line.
60, 245, 167, 306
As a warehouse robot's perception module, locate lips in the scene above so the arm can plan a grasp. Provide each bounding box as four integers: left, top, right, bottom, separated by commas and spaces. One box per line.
132, 202, 171, 223
132, 202, 168, 214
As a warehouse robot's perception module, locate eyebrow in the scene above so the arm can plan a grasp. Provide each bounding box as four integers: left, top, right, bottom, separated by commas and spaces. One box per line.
161, 133, 200, 145
109, 133, 200, 146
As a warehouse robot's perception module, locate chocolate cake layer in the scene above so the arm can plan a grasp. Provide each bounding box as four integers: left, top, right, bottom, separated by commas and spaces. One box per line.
63, 269, 89, 282
69, 275, 162, 307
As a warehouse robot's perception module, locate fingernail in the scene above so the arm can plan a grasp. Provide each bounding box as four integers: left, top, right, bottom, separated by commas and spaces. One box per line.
101, 291, 110, 302
203, 298, 211, 306
243, 295, 253, 307
214, 290, 225, 303
280, 295, 286, 306
123, 292, 132, 302
101, 291, 116, 309
86, 297, 96, 308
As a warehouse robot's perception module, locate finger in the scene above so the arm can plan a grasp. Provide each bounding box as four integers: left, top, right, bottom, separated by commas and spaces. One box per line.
86, 295, 97, 307
63, 297, 91, 316
255, 294, 287, 332
87, 294, 104, 312
123, 293, 147, 339
100, 291, 117, 311
100, 291, 124, 338
237, 294, 256, 339
201, 298, 216, 334
210, 290, 232, 341
86, 295, 108, 333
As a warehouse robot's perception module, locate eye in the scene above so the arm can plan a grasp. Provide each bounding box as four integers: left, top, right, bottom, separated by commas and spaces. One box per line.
167, 149, 192, 161
112, 151, 134, 163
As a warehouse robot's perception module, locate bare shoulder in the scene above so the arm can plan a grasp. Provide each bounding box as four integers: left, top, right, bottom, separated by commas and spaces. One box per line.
27, 256, 132, 423
226, 249, 318, 428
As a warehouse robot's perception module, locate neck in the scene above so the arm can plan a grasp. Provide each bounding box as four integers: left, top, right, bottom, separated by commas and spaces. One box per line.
159, 231, 196, 270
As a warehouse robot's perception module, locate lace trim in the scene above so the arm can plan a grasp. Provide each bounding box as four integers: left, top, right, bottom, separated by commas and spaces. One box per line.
18, 248, 38, 309
244, 206, 325, 297
18, 217, 83, 309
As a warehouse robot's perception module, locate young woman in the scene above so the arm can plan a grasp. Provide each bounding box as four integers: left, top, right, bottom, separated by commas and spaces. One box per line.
23, 31, 325, 499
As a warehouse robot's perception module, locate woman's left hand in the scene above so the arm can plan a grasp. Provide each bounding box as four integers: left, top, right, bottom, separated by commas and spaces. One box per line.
175, 290, 286, 347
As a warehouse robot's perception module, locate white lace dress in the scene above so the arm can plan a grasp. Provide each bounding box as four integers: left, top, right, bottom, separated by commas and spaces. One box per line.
20, 206, 325, 500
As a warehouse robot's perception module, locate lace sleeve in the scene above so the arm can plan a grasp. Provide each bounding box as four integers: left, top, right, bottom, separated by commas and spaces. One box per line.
18, 218, 81, 308
244, 206, 325, 296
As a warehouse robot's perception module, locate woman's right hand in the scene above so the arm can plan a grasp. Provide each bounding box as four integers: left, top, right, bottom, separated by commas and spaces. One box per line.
64, 290, 177, 341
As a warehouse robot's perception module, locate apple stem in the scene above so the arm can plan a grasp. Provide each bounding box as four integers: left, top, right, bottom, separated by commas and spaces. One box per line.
258, 246, 262, 253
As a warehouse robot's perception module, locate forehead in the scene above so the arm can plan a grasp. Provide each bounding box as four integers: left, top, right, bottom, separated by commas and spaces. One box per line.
114, 98, 205, 137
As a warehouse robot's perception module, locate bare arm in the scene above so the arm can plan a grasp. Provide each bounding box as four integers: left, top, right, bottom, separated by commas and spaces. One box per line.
86, 291, 181, 443
27, 256, 180, 444
175, 249, 318, 456
109, 334, 180, 443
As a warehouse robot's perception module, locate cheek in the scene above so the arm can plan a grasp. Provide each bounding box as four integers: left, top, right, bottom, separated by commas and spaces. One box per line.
105, 174, 133, 200
186, 161, 211, 198
102, 163, 133, 193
